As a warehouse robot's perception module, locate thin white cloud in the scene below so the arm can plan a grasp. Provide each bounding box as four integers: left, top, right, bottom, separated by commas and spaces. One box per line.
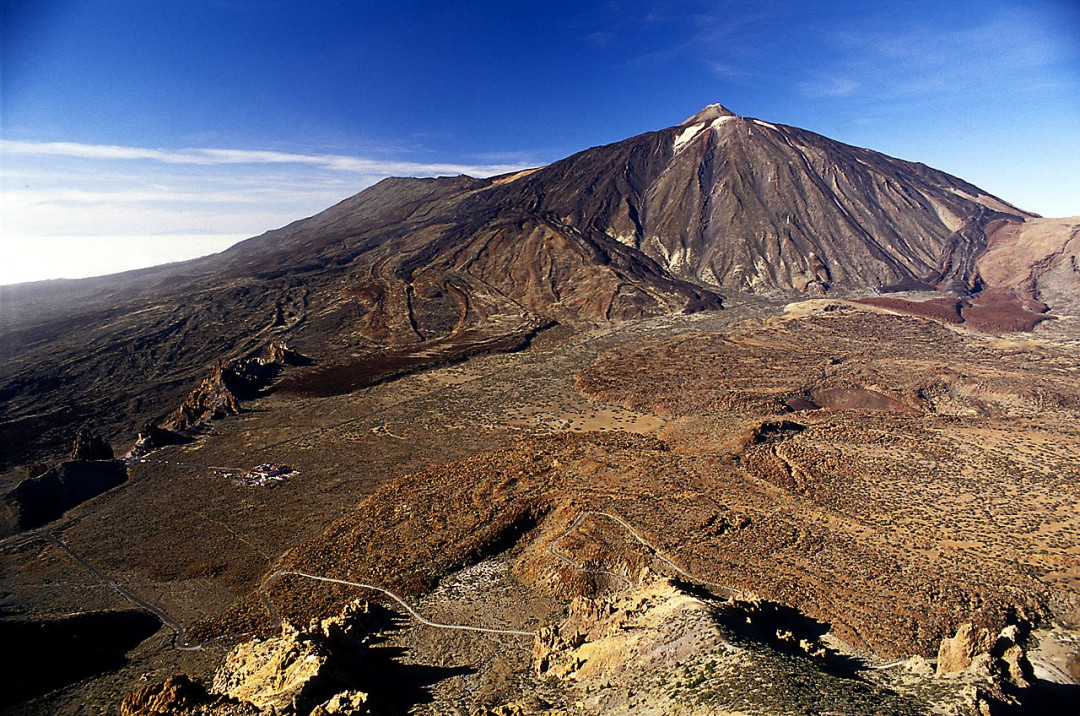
0, 139, 532, 177
799, 74, 859, 98
8, 186, 348, 206
0, 139, 538, 284
810, 8, 1078, 102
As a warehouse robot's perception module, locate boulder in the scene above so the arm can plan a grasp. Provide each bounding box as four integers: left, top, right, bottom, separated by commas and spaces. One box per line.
904, 654, 935, 676
310, 690, 371, 715
937, 622, 994, 675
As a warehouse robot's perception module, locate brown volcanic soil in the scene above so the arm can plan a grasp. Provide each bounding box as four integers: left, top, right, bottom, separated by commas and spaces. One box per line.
578, 301, 1080, 420
190, 304, 1080, 661
0, 106, 1039, 474
572, 303, 1080, 643
5, 298, 1080, 714
0, 301, 769, 714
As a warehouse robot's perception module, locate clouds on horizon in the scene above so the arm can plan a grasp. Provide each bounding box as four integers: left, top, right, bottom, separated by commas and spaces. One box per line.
0, 139, 535, 284
0, 139, 533, 177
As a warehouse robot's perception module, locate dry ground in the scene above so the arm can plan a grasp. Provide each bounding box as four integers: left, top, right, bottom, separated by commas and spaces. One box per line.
3, 294, 1079, 714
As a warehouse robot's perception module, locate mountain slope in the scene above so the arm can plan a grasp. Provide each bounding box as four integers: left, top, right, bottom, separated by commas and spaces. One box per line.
479, 104, 1032, 293
0, 105, 1046, 470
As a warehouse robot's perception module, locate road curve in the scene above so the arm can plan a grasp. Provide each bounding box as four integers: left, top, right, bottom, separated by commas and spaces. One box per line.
23, 508, 906, 672
258, 570, 534, 637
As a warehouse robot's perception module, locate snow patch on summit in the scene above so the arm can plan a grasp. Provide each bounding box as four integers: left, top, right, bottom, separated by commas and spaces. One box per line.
674, 124, 706, 153
674, 116, 735, 153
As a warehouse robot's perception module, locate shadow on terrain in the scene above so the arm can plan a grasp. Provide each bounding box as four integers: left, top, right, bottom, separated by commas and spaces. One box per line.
997, 680, 1080, 715
0, 609, 161, 708
681, 580, 864, 677
302, 604, 475, 716
3, 460, 127, 531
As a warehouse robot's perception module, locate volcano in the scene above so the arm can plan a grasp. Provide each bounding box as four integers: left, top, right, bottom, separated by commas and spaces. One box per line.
0, 104, 1063, 470
4, 105, 1080, 716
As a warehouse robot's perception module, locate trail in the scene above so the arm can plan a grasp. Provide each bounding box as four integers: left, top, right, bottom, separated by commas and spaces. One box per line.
20, 507, 748, 651
41, 530, 247, 650
11, 506, 914, 671
550, 510, 748, 599
4, 308, 915, 667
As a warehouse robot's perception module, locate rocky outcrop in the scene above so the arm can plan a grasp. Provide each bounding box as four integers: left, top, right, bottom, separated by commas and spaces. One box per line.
534, 577, 736, 682
209, 601, 380, 716
211, 622, 333, 713
938, 622, 996, 674
70, 427, 114, 461
933, 621, 1036, 714
3, 459, 127, 530
165, 366, 242, 432
263, 340, 311, 367
936, 621, 1033, 688
125, 601, 378, 716
120, 675, 259, 716
130, 421, 188, 456
164, 342, 312, 432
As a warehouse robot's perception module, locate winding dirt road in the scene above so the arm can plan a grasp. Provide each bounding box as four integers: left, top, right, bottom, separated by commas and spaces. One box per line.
17, 508, 746, 650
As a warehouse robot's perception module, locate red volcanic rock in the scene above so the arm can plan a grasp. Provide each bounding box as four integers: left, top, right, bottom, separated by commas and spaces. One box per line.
960, 288, 1052, 333
854, 296, 965, 324
811, 387, 917, 413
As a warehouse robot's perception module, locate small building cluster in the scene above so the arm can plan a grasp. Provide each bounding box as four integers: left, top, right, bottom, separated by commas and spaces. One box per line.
213, 462, 298, 487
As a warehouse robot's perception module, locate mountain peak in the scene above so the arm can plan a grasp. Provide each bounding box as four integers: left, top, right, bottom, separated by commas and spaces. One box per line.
681, 103, 737, 125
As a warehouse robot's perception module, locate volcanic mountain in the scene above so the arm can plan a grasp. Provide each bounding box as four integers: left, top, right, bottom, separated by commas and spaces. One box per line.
5, 106, 1080, 716
0, 104, 1060, 470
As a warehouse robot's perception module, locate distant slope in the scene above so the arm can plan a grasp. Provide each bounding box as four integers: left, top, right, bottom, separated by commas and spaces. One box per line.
977, 216, 1080, 315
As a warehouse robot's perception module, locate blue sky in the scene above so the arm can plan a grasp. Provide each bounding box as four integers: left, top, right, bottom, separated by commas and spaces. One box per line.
1, 0, 1078, 284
